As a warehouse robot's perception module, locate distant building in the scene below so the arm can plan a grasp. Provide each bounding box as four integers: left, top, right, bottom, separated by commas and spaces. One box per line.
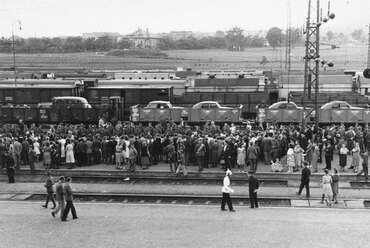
82, 32, 121, 40
168, 31, 193, 41
122, 28, 161, 49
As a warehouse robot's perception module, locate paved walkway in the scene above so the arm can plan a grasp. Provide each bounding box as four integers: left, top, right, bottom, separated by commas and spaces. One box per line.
1, 202, 369, 248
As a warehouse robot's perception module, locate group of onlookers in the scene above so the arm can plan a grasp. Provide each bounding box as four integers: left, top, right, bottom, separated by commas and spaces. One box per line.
0, 119, 370, 182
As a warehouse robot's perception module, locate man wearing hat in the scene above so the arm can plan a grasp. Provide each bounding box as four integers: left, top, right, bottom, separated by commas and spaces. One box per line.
248, 170, 259, 208
221, 169, 235, 212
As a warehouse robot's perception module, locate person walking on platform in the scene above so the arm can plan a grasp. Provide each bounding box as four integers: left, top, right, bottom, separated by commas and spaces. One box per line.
296, 161, 311, 198
5, 151, 15, 183
248, 170, 259, 208
42, 171, 56, 209
51, 176, 65, 219
321, 169, 333, 206
356, 152, 369, 181
221, 169, 235, 212
331, 168, 340, 204
61, 177, 78, 221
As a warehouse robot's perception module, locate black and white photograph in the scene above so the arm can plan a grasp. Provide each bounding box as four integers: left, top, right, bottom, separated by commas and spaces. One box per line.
1, 0, 370, 247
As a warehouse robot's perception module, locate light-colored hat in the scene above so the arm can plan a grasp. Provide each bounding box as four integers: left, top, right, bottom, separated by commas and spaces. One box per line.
226, 169, 232, 176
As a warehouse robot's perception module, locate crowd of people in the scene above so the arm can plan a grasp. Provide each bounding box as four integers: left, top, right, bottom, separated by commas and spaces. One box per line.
1, 118, 370, 182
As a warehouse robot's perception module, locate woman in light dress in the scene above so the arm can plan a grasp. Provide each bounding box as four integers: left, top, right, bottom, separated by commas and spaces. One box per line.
311, 142, 320, 173
115, 140, 123, 170
321, 169, 333, 206
43, 143, 52, 169
287, 144, 295, 173
293, 141, 304, 170
65, 139, 75, 168
59, 137, 66, 165
351, 142, 360, 173
33, 140, 41, 162
237, 143, 246, 172
123, 136, 130, 165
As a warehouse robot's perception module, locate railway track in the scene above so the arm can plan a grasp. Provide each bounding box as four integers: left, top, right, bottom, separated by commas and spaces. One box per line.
2, 192, 370, 208
0, 174, 288, 187
25, 193, 292, 207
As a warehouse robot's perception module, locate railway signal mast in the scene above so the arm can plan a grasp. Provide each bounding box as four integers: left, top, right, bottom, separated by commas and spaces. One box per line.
285, 0, 292, 71
364, 25, 370, 79
302, 0, 335, 128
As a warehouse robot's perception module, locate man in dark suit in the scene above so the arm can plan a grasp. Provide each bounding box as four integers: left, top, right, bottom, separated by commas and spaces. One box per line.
296, 161, 311, 197
248, 170, 259, 208
61, 177, 78, 221
5, 152, 15, 183
222, 140, 233, 171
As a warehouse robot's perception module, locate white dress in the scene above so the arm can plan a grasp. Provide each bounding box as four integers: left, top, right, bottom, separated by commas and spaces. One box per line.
33, 142, 40, 155
65, 143, 75, 163
60, 139, 66, 158
322, 175, 333, 196
124, 140, 130, 159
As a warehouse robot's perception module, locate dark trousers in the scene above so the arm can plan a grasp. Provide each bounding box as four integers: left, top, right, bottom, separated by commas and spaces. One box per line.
197, 156, 204, 172
325, 156, 331, 170
297, 181, 310, 196
249, 191, 258, 208
21, 151, 29, 165
92, 151, 101, 165
7, 169, 15, 183
62, 200, 77, 220
29, 160, 35, 174
85, 153, 92, 165
357, 165, 369, 180
45, 190, 56, 207
224, 157, 231, 170
221, 192, 233, 210
249, 159, 257, 172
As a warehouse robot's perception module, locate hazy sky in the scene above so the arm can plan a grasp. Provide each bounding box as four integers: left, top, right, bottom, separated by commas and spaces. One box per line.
1, 0, 369, 38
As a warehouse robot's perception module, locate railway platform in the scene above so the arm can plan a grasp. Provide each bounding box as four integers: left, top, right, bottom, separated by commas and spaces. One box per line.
1, 156, 370, 210
5, 152, 367, 183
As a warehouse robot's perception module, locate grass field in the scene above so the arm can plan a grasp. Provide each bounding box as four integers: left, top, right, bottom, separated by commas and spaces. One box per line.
0, 45, 367, 72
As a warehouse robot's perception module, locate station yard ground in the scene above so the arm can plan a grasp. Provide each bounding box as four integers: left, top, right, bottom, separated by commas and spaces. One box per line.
0, 202, 369, 248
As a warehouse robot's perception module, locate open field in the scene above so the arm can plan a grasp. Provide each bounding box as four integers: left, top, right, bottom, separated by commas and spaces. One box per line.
0, 45, 367, 72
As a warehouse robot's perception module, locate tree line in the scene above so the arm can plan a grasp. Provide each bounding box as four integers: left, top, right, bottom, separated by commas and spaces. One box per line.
0, 26, 307, 53
0, 36, 133, 53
